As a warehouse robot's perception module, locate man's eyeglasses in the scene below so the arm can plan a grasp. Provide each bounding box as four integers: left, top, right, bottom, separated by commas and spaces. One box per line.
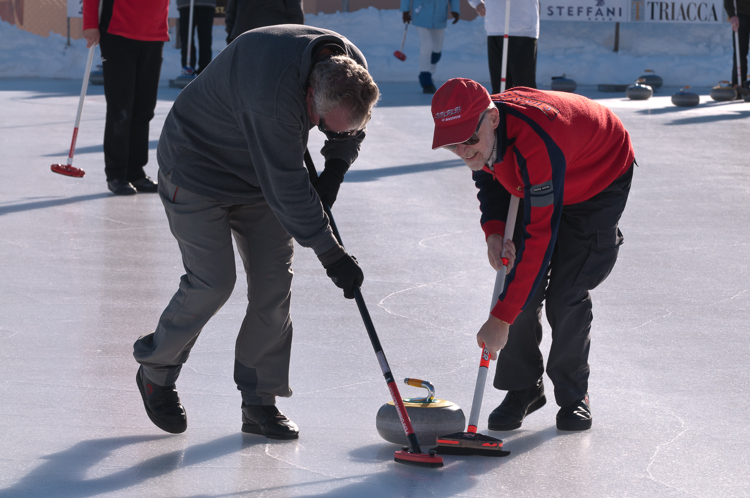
441, 111, 487, 151
318, 116, 360, 140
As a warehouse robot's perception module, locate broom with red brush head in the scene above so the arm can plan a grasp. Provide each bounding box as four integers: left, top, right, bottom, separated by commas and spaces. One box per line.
434, 195, 520, 457
394, 23, 408, 61
304, 150, 443, 468
51, 44, 97, 178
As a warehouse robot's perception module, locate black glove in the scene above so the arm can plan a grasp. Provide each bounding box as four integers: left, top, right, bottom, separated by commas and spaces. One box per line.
314, 159, 349, 208
451, 12, 459, 24
324, 253, 363, 299
402, 11, 411, 23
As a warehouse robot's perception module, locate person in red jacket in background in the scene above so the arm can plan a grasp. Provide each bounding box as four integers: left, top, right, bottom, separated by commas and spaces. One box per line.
431, 78, 635, 432
82, 0, 169, 195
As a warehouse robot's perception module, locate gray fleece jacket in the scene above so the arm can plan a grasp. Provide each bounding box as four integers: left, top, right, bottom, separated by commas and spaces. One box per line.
157, 25, 368, 257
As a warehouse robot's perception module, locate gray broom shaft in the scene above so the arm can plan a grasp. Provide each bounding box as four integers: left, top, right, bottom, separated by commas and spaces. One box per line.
467, 195, 520, 429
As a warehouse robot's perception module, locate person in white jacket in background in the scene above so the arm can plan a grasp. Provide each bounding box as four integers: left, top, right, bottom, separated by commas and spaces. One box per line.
468, 0, 539, 93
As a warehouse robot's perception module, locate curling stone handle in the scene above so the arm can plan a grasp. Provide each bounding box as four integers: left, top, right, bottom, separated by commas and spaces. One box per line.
403, 378, 435, 402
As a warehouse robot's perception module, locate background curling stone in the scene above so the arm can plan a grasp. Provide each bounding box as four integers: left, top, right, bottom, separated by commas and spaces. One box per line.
376, 378, 465, 447
709, 81, 736, 101
551, 74, 576, 93
626, 79, 652, 100
638, 69, 663, 90
672, 86, 700, 107
90, 64, 103, 86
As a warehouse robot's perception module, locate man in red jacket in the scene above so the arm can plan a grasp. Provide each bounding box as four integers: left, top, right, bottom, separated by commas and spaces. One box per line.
82, 0, 169, 195
431, 78, 634, 431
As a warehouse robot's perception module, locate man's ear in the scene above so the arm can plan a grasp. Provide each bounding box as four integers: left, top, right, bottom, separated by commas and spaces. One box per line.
306, 87, 318, 124
489, 107, 500, 130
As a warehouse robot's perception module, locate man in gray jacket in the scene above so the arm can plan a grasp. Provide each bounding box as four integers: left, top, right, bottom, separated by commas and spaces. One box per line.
133, 25, 380, 440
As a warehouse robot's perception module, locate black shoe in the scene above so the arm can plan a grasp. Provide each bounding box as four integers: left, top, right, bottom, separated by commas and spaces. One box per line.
488, 378, 546, 431
108, 179, 137, 196
556, 394, 592, 431
136, 366, 187, 434
241, 404, 299, 440
131, 176, 158, 193
422, 85, 437, 94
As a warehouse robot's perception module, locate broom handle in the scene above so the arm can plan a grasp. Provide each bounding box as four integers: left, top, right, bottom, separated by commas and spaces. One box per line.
499, 0, 511, 93
68, 44, 97, 166
467, 195, 520, 432
186, 0, 195, 67
303, 149, 424, 455
400, 23, 408, 52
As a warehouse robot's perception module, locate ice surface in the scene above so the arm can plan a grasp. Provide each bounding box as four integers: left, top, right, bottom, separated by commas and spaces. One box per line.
0, 75, 749, 498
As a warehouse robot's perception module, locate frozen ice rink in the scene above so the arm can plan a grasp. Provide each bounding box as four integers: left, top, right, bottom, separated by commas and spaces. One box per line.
0, 79, 748, 497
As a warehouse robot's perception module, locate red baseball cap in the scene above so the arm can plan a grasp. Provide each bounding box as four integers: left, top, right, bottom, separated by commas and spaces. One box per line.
431, 78, 491, 150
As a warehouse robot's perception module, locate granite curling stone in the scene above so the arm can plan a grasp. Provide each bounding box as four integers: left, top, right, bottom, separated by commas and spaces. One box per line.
376, 378, 465, 447
709, 81, 737, 101
626, 79, 653, 100
551, 74, 577, 93
672, 86, 700, 107
638, 69, 663, 90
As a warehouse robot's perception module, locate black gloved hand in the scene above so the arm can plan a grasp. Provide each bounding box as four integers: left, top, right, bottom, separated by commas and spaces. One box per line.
324, 253, 363, 299
314, 158, 349, 208
402, 11, 411, 23
451, 12, 460, 24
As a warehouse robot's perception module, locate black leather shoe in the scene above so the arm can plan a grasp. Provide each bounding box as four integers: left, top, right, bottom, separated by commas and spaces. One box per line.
556, 394, 592, 431
136, 366, 187, 434
108, 179, 137, 196
488, 378, 546, 431
422, 84, 437, 94
131, 176, 158, 193
241, 404, 299, 439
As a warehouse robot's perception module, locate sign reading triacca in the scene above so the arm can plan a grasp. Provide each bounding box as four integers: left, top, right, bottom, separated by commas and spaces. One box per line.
635, 0, 726, 22
542, 0, 629, 21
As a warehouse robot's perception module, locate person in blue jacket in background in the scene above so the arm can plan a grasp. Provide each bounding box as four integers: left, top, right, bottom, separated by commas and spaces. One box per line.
401, 0, 460, 93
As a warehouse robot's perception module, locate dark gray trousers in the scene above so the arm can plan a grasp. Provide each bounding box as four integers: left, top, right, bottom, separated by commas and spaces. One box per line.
133, 170, 295, 406
494, 165, 633, 407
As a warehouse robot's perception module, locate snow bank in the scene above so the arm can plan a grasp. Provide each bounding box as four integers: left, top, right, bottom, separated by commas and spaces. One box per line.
0, 10, 735, 86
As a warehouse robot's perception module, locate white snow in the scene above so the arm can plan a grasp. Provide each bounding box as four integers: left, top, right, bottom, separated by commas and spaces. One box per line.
0, 9, 737, 87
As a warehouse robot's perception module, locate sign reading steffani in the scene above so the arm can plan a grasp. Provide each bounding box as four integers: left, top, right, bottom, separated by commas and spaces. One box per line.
543, 0, 629, 21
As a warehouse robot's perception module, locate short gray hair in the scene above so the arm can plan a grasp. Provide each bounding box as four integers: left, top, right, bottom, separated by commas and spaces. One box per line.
309, 55, 380, 130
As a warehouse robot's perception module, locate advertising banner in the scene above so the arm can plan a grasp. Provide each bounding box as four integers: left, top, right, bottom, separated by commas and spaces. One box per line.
67, 0, 82, 18
634, 0, 726, 22
542, 0, 630, 21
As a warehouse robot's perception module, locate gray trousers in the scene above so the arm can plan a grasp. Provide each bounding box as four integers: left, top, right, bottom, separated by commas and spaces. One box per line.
133, 170, 294, 406
494, 165, 633, 407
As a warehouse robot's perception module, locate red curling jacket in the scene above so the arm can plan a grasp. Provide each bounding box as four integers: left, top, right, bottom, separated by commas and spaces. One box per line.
83, 0, 170, 42
474, 87, 634, 324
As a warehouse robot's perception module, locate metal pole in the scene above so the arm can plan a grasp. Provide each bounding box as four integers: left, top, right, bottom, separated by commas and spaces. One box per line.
614, 22, 620, 52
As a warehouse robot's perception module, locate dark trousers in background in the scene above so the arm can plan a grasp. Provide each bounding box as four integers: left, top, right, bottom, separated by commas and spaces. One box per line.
487, 35, 537, 94
731, 14, 750, 88
99, 33, 163, 183
179, 5, 214, 74
493, 165, 634, 408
